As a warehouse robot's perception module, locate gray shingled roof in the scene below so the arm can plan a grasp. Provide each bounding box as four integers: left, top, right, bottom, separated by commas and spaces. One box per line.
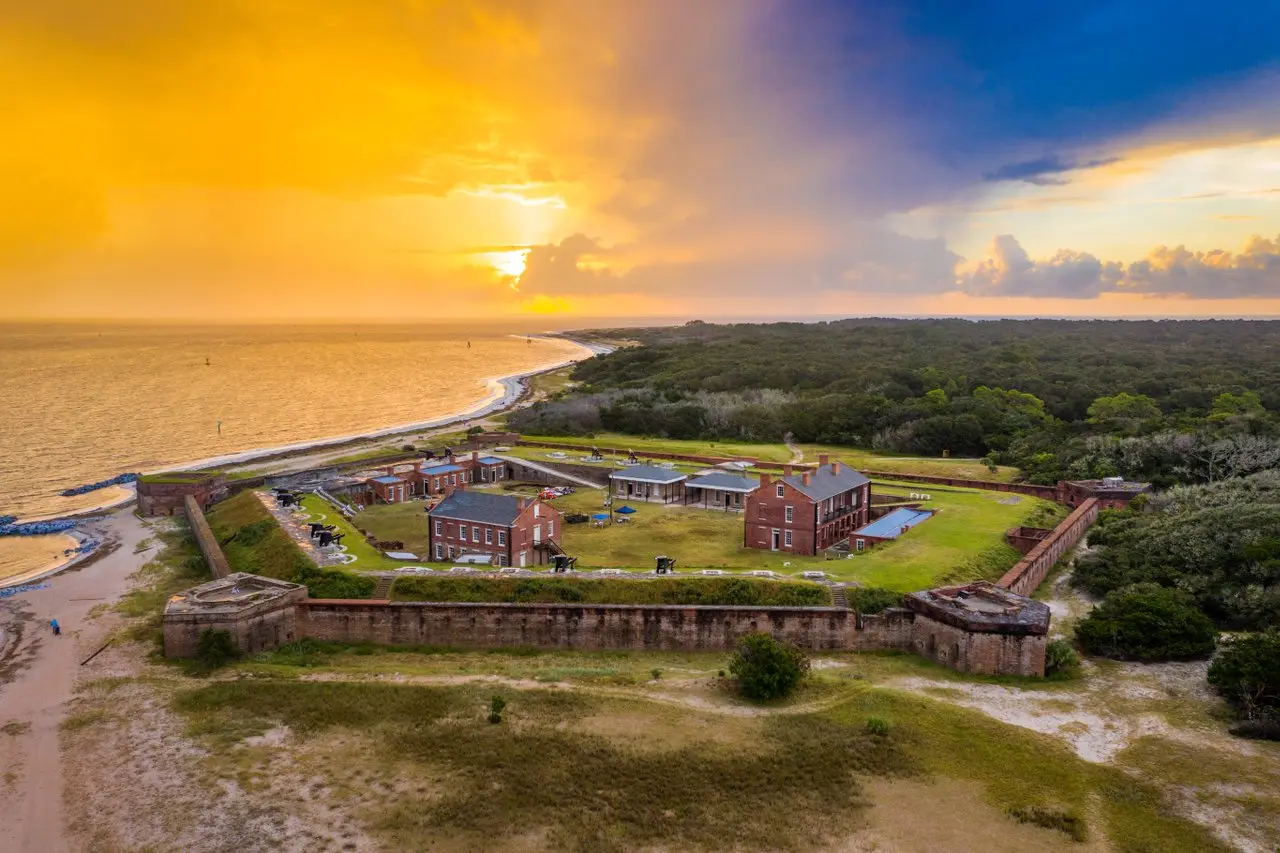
685, 472, 760, 492
610, 464, 687, 484
429, 490, 525, 525
782, 463, 869, 501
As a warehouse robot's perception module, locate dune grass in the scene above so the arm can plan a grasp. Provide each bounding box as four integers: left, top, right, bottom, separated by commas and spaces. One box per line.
171, 665, 1229, 852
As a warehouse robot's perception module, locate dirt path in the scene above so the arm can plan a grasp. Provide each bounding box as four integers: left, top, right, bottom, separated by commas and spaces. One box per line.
783, 432, 804, 464
0, 509, 150, 853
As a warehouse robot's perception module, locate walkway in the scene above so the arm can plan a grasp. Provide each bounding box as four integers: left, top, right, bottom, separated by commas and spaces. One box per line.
491, 454, 604, 490
255, 492, 350, 567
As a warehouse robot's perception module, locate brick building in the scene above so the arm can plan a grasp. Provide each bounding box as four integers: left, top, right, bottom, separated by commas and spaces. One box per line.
743, 456, 870, 555
361, 451, 508, 504
426, 490, 562, 567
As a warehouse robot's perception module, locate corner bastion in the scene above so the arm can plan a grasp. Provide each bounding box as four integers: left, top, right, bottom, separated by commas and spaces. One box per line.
905, 582, 1050, 676
163, 572, 308, 657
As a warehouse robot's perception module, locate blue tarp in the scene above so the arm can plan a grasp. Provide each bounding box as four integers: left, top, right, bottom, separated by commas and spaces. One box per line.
615, 506, 637, 514
591, 513, 609, 520
854, 508, 933, 540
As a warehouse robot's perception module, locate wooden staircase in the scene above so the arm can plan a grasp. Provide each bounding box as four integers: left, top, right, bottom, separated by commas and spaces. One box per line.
372, 575, 394, 600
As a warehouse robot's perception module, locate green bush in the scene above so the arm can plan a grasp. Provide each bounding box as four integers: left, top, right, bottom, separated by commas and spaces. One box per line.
194, 629, 238, 671
1076, 584, 1217, 661
488, 695, 506, 724
1009, 805, 1087, 842
727, 633, 809, 701
1207, 630, 1280, 736
864, 716, 891, 736
1044, 638, 1081, 677
847, 587, 903, 614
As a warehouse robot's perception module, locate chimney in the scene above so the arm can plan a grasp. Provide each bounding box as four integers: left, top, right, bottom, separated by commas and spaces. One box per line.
802, 472, 811, 486
472, 450, 479, 463
830, 461, 839, 475
783, 464, 793, 476
818, 454, 829, 466
760, 472, 771, 486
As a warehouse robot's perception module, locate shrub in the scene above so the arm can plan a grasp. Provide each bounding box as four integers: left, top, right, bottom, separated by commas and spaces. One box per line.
1009, 806, 1087, 842
1076, 584, 1217, 661
1207, 630, 1280, 734
1044, 639, 1081, 677
195, 629, 238, 671
650, 668, 662, 680
488, 695, 507, 724
728, 633, 809, 701
847, 587, 903, 614
295, 566, 375, 599
864, 716, 891, 736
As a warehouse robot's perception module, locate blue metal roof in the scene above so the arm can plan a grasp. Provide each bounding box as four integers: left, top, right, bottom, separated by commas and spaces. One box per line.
477, 456, 504, 464
427, 464, 464, 474
855, 508, 933, 539
372, 476, 404, 485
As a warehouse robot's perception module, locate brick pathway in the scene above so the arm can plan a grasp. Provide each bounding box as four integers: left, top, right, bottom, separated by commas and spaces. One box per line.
255, 492, 350, 567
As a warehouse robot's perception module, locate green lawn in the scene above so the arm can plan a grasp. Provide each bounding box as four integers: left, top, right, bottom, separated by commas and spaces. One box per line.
514, 433, 1019, 481
354, 501, 432, 557
541, 482, 1060, 590
298, 495, 405, 571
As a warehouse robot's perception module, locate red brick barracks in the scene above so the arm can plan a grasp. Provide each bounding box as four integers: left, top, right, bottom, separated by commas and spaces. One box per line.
365, 452, 507, 505
427, 490, 563, 567
744, 456, 870, 556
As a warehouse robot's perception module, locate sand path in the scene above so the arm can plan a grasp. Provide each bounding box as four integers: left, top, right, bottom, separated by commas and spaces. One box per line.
0, 509, 149, 853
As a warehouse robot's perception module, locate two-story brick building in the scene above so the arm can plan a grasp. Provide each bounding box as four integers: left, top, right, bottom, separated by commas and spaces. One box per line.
743, 456, 870, 556
426, 490, 563, 567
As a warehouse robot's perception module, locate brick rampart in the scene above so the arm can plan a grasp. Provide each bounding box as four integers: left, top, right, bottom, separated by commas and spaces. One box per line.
996, 498, 1100, 597
137, 476, 229, 517
910, 612, 1047, 676
295, 599, 915, 653
183, 495, 232, 579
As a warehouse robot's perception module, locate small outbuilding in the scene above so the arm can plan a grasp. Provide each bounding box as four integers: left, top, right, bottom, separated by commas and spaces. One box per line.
609, 464, 687, 504
904, 581, 1050, 676
370, 475, 407, 504
684, 471, 759, 511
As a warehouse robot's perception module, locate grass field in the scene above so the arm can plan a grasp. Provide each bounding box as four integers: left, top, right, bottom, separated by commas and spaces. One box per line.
391, 575, 831, 605
540, 483, 1060, 590
352, 500, 432, 557
206, 491, 314, 580
156, 643, 1233, 853
296, 494, 406, 571
514, 433, 1019, 481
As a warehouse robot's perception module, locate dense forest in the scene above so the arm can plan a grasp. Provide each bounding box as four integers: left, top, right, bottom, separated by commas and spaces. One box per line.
518, 320, 1280, 486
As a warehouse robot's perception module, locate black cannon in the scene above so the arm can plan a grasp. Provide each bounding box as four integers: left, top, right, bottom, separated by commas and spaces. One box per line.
310, 523, 335, 538
627, 450, 639, 464
552, 554, 578, 573
655, 555, 677, 575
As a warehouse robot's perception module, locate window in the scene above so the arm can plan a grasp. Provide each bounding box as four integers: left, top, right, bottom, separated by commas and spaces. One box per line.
435, 543, 443, 559
548, 520, 555, 537
433, 478, 439, 490
448, 545, 456, 558
784, 530, 793, 547
434, 520, 442, 535
776, 484, 785, 498
472, 525, 480, 542
498, 530, 506, 546
496, 554, 505, 567
784, 505, 793, 523
450, 474, 457, 486
459, 526, 467, 542
534, 503, 540, 518
485, 528, 493, 545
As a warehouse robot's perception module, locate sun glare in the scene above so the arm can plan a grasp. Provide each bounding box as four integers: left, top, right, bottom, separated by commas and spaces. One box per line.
485, 249, 529, 279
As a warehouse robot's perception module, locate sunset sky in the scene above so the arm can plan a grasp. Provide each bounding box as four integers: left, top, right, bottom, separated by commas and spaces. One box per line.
3, 0, 1280, 321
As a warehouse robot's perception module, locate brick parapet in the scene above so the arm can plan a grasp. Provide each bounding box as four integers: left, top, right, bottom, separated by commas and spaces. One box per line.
183, 494, 232, 579
996, 497, 1100, 597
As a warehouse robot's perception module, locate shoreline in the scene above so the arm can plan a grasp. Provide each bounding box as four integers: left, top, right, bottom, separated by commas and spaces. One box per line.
0, 337, 610, 585
145, 335, 604, 476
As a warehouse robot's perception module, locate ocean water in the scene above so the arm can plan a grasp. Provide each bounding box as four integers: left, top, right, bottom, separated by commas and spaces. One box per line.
0, 323, 587, 578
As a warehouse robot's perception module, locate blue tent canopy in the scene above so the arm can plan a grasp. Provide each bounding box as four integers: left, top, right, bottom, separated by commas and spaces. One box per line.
591, 513, 609, 520
615, 505, 637, 515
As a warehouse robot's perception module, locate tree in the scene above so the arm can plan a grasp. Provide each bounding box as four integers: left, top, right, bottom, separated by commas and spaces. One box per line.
1075, 584, 1217, 661
1207, 630, 1280, 724
1086, 392, 1161, 432
728, 633, 810, 700
1210, 390, 1265, 421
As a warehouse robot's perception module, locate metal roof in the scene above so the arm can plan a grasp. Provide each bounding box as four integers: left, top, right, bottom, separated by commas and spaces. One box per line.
425, 464, 464, 474
477, 456, 504, 464
371, 476, 404, 484
782, 462, 869, 501
685, 472, 760, 492
855, 507, 932, 539
609, 464, 687, 484
429, 490, 526, 525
